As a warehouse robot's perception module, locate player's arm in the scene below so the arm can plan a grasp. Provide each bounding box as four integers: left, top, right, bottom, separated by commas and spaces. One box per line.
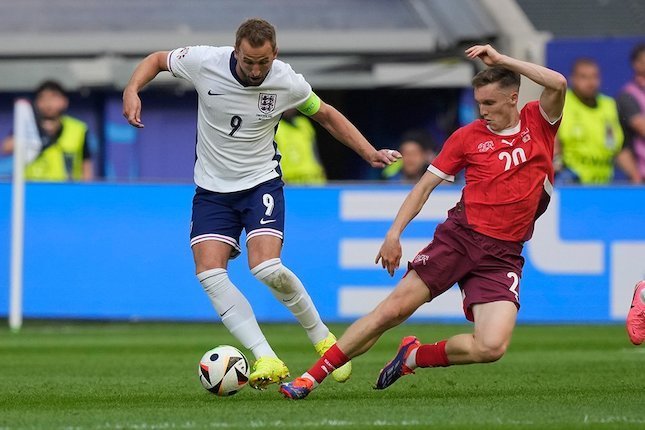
305, 96, 400, 168
466, 44, 567, 122
375, 171, 444, 276
122, 51, 170, 128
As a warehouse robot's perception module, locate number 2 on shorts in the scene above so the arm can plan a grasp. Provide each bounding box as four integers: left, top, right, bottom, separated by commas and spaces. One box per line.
262, 193, 274, 216
506, 272, 519, 300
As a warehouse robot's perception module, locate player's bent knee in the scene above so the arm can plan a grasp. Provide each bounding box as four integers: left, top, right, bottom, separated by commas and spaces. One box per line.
474, 341, 508, 363
479, 346, 506, 363
251, 258, 294, 293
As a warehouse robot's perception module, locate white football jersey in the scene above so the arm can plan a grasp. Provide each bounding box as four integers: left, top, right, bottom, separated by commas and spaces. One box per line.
167, 46, 312, 192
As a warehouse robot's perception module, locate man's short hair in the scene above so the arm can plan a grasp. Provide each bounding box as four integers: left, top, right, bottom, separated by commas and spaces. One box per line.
34, 80, 66, 98
630, 43, 645, 64
571, 57, 599, 75
472, 67, 520, 90
235, 18, 277, 51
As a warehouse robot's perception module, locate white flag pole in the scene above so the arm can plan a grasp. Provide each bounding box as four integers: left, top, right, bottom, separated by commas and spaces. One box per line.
9, 99, 34, 331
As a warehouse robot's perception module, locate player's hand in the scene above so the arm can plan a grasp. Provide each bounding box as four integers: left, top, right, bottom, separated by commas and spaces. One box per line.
465, 44, 505, 67
122, 89, 144, 128
369, 149, 402, 168
375, 235, 402, 277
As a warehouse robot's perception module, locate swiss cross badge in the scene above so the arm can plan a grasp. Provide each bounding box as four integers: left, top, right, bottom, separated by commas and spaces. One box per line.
258, 93, 277, 114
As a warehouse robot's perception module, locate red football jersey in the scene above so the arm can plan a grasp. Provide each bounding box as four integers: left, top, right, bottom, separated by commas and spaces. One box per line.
430, 101, 560, 242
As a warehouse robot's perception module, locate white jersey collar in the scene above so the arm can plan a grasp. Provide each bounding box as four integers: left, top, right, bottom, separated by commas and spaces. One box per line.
487, 121, 521, 136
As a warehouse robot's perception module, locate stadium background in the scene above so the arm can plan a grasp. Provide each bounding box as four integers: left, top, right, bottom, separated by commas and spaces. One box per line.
0, 0, 643, 324
1, 2, 644, 429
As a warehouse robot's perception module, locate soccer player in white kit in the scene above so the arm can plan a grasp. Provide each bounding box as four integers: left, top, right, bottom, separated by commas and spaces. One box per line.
122, 18, 401, 390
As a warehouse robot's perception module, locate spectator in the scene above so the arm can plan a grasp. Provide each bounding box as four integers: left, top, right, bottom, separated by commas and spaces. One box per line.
274, 109, 326, 184
382, 130, 437, 183
556, 58, 640, 184
1, 80, 93, 181
617, 43, 645, 181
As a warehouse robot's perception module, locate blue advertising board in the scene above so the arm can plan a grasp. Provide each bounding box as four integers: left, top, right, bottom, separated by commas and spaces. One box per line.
0, 183, 643, 323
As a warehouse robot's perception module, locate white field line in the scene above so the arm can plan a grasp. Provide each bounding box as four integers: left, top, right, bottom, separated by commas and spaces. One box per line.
9, 415, 645, 430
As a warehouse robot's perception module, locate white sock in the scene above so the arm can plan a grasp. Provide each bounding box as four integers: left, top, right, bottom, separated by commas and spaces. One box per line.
251, 258, 329, 345
406, 347, 419, 370
197, 268, 276, 360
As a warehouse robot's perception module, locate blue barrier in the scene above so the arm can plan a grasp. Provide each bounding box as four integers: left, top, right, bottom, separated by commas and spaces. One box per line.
0, 182, 644, 323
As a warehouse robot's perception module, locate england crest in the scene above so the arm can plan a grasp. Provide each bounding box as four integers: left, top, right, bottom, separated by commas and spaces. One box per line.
258, 93, 277, 114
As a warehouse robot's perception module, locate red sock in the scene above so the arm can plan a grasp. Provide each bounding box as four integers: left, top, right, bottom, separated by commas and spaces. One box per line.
305, 344, 349, 383
415, 340, 450, 368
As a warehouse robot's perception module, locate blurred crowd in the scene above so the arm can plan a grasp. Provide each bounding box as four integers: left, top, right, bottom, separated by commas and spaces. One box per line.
555, 44, 645, 185
2, 44, 644, 186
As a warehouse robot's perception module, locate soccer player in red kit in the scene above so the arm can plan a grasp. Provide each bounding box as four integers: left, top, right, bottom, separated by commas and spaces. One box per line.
280, 44, 568, 399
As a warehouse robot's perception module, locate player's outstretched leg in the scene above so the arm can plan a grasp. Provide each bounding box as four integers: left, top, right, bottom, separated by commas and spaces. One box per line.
252, 258, 352, 382
375, 301, 517, 390
198, 267, 289, 390
627, 280, 645, 345
280, 271, 432, 399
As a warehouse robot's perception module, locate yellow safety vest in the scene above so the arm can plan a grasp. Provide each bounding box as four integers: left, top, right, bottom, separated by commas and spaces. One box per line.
25, 116, 88, 181
557, 90, 624, 184
275, 116, 326, 184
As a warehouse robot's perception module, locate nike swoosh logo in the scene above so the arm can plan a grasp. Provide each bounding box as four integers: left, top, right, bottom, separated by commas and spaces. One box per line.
208, 90, 224, 96
259, 218, 276, 225
219, 306, 234, 317
282, 294, 297, 302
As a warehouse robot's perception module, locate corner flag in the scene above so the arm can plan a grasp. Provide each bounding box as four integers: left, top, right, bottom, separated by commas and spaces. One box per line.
9, 99, 40, 331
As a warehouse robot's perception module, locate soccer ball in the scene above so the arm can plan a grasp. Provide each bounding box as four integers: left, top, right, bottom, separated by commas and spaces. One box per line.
198, 345, 250, 396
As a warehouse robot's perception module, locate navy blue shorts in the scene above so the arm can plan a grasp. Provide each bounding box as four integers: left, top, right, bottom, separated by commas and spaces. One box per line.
190, 178, 285, 259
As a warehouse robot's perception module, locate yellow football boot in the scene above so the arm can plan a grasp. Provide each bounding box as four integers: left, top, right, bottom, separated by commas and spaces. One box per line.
249, 356, 290, 390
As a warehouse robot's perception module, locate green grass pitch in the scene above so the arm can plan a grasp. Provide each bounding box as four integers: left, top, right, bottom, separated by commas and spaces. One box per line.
1, 321, 643, 429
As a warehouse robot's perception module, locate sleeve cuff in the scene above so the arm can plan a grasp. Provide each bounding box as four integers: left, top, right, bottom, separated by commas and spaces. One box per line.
427, 164, 455, 182
539, 103, 562, 125
167, 50, 176, 77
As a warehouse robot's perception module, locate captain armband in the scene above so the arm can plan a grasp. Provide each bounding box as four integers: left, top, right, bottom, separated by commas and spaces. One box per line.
296, 92, 321, 116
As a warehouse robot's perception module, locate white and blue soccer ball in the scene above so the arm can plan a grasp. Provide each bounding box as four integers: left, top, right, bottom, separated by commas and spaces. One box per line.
198, 345, 249, 396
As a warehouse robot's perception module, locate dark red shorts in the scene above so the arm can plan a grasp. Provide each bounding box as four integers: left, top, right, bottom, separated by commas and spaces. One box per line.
408, 216, 524, 322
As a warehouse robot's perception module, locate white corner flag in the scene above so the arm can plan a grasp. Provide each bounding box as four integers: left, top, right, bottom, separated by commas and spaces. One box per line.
10, 99, 41, 331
